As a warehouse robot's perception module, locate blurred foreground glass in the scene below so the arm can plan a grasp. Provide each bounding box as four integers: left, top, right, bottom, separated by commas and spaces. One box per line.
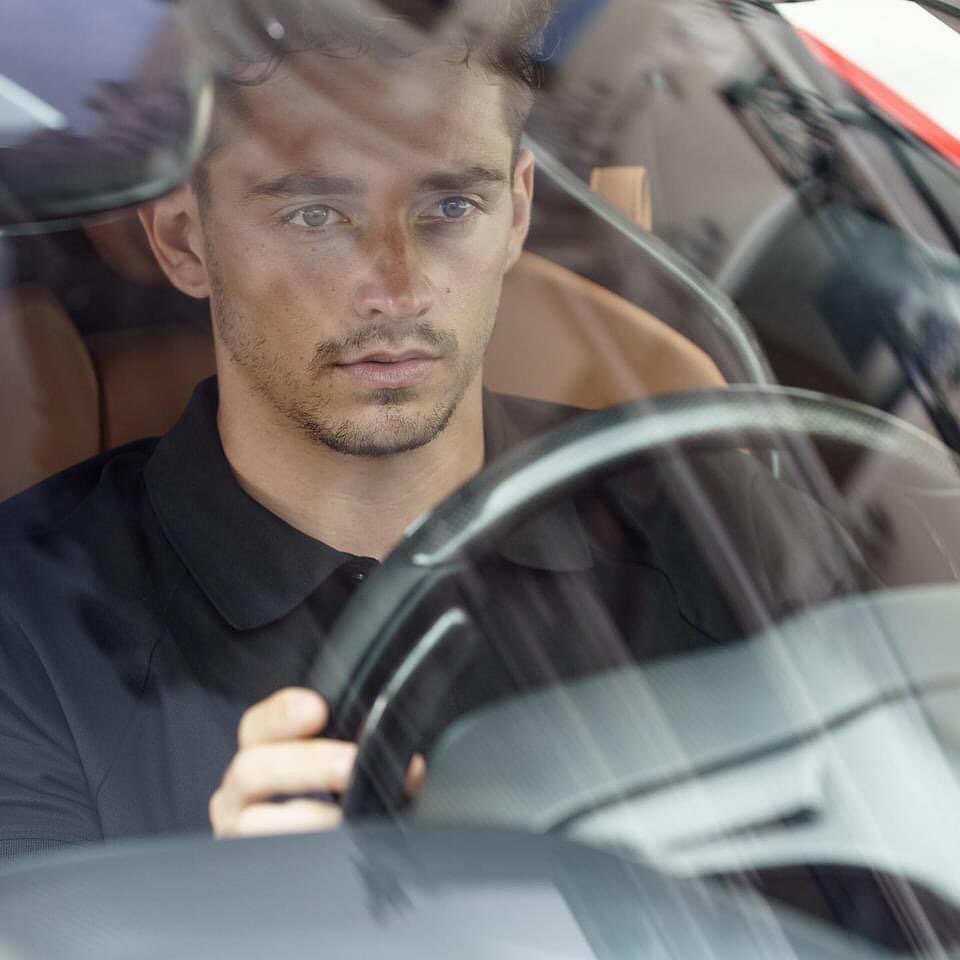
0, 0, 210, 231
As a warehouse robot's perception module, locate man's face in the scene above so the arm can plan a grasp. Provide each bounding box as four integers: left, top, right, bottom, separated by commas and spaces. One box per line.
196, 50, 533, 456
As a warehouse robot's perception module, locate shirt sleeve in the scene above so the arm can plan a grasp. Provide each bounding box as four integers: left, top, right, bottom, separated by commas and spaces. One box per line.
0, 604, 102, 860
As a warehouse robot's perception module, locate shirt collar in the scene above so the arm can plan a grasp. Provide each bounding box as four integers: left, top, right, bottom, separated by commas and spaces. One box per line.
145, 379, 592, 631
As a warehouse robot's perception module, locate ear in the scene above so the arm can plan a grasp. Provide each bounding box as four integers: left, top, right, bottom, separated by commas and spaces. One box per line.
504, 147, 535, 273
137, 186, 211, 299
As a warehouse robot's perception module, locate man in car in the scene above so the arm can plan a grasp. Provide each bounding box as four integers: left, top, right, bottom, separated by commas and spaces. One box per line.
0, 0, 874, 857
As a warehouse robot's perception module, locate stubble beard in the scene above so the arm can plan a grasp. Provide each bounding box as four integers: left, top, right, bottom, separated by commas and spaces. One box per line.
208, 262, 496, 458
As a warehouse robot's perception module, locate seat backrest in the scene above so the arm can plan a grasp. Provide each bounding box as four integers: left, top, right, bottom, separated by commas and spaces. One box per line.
486, 251, 724, 409
485, 164, 723, 407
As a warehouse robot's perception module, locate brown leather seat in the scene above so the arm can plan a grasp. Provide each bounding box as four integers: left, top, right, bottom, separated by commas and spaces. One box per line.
0, 286, 100, 501
0, 167, 723, 501
489, 250, 723, 409
488, 166, 723, 409
85, 324, 215, 451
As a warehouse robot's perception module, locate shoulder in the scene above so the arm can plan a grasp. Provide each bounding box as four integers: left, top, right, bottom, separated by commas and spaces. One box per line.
0, 439, 158, 544
485, 390, 585, 429
603, 445, 877, 618
0, 438, 171, 633
0, 436, 178, 722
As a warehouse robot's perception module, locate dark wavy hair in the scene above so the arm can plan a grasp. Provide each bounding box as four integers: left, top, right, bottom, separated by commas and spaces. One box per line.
189, 0, 553, 205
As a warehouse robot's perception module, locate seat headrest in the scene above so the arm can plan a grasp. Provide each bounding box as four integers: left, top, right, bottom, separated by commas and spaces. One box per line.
589, 166, 652, 230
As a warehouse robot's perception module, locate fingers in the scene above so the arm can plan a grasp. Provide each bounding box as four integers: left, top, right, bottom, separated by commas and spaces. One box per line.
405, 753, 427, 799
212, 687, 428, 839
211, 687, 353, 839
210, 738, 358, 837
222, 799, 343, 838
237, 687, 328, 748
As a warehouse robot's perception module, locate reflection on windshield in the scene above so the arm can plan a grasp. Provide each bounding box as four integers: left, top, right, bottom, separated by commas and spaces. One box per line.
3, 1, 960, 957
0, 0, 207, 225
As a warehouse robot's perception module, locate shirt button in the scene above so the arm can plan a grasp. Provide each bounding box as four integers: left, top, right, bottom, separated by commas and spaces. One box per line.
342, 558, 377, 586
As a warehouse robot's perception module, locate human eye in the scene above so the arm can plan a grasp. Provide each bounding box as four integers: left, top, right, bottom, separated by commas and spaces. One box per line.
280, 203, 350, 230
419, 195, 484, 225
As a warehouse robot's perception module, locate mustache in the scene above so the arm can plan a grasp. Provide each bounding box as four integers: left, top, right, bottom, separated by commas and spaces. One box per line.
311, 321, 457, 366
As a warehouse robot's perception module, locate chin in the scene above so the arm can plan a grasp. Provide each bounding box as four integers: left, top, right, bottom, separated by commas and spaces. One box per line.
291, 391, 460, 458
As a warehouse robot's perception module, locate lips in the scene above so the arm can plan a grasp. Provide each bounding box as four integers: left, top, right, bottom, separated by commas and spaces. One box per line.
335, 349, 440, 388
348, 349, 436, 365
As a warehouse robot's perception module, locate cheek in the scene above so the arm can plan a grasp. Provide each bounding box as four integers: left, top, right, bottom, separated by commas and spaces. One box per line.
214, 230, 351, 340
426, 224, 513, 304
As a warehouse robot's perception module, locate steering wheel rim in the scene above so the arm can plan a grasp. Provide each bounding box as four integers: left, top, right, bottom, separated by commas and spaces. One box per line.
306, 385, 960, 816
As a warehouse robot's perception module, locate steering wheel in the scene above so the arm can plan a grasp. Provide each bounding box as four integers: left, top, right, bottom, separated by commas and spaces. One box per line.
306, 385, 960, 817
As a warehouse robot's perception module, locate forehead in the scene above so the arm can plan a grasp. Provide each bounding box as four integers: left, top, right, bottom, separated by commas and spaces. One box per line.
214, 50, 514, 185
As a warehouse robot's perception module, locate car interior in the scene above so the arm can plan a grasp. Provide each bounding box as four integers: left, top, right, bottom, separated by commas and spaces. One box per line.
5, 3, 960, 957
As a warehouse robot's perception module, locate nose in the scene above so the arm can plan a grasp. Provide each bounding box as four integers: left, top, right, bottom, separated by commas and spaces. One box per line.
352, 226, 433, 323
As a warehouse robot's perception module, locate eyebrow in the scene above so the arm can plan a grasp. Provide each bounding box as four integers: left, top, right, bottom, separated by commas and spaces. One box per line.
243, 174, 362, 203
243, 166, 508, 204
418, 166, 509, 192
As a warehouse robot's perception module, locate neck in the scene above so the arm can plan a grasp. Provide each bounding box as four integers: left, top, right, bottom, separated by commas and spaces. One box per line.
216, 372, 485, 560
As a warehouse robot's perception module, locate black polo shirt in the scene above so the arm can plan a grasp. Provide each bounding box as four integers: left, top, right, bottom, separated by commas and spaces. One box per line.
0, 378, 874, 860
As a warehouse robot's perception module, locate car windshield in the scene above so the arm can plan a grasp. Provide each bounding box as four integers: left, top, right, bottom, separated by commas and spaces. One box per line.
3, 1, 960, 957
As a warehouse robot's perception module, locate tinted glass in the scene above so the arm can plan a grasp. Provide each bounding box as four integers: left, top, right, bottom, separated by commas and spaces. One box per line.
3, 1, 960, 957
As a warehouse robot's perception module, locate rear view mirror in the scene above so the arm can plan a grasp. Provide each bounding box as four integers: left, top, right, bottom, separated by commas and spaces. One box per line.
0, 0, 211, 232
